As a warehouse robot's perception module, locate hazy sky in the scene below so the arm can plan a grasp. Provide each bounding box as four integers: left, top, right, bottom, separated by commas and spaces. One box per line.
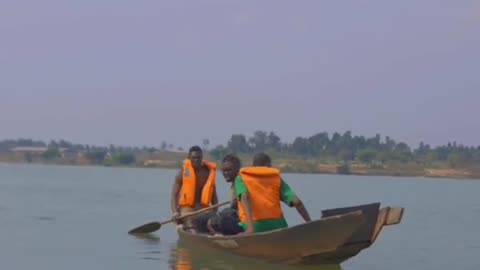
1, 1, 479, 149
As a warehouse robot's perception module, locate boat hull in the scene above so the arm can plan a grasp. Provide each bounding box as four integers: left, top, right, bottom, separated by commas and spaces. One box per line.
176, 203, 404, 265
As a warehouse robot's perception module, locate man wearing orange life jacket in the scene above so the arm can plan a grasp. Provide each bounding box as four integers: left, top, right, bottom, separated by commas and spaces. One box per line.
170, 145, 218, 232
235, 152, 311, 234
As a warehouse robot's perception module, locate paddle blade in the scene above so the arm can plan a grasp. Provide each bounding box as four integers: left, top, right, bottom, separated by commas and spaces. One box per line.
128, 222, 161, 234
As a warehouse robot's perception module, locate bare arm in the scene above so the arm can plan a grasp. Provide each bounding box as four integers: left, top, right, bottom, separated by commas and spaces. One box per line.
290, 197, 311, 223
240, 193, 255, 234
170, 170, 182, 214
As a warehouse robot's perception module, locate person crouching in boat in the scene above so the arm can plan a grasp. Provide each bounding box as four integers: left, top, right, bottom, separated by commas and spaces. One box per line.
207, 154, 245, 235
235, 152, 312, 235
170, 145, 218, 233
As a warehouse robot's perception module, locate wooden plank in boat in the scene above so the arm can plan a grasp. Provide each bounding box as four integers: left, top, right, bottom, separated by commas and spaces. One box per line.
385, 207, 404, 225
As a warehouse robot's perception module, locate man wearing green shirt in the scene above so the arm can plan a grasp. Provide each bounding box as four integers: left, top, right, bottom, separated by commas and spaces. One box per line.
235, 152, 311, 234
206, 154, 244, 235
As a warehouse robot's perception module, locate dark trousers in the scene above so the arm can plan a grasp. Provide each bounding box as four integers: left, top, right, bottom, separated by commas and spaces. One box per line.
208, 207, 244, 235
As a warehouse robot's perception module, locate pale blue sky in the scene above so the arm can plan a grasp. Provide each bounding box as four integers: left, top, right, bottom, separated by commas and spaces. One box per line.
1, 1, 479, 148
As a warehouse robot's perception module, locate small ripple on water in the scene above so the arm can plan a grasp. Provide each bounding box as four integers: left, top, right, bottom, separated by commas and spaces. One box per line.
139, 257, 161, 261
137, 250, 162, 254
29, 216, 55, 221
137, 249, 162, 261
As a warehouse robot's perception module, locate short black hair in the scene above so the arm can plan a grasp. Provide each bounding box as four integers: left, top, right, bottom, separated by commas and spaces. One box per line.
252, 152, 271, 166
222, 154, 241, 168
188, 145, 203, 154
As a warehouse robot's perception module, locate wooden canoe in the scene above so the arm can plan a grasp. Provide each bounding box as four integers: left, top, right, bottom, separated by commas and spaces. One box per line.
176, 202, 404, 266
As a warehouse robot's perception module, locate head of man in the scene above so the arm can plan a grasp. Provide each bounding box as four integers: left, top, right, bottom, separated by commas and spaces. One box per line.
221, 154, 241, 183
188, 145, 203, 169
252, 152, 272, 167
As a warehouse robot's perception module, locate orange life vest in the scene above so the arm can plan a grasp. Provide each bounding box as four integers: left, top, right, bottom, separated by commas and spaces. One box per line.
179, 159, 216, 207
237, 167, 283, 223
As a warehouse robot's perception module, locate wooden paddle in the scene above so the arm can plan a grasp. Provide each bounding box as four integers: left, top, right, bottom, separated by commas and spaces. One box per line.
128, 200, 230, 234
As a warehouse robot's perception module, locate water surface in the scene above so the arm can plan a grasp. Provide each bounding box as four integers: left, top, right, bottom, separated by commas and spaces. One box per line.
0, 163, 478, 270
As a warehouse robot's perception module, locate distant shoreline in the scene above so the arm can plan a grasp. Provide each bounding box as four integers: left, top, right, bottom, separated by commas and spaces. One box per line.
2, 132, 480, 181
1, 159, 478, 180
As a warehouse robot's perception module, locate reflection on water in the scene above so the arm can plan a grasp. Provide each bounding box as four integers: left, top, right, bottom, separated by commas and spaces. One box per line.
132, 234, 162, 261
172, 246, 193, 270
168, 241, 343, 270
131, 232, 343, 269
132, 233, 160, 244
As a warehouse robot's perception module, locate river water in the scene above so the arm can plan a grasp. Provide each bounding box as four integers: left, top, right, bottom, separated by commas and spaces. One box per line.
0, 163, 478, 270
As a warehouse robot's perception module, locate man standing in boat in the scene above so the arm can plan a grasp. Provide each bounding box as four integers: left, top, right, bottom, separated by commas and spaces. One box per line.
207, 154, 244, 235
170, 145, 218, 232
235, 152, 311, 234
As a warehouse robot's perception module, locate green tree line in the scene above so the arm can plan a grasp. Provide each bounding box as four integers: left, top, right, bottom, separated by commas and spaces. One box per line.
0, 139, 156, 155
209, 131, 480, 168
0, 139, 140, 166
2, 131, 480, 168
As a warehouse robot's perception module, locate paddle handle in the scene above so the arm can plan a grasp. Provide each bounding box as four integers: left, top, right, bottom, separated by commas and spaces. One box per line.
128, 200, 232, 234
167, 200, 231, 225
